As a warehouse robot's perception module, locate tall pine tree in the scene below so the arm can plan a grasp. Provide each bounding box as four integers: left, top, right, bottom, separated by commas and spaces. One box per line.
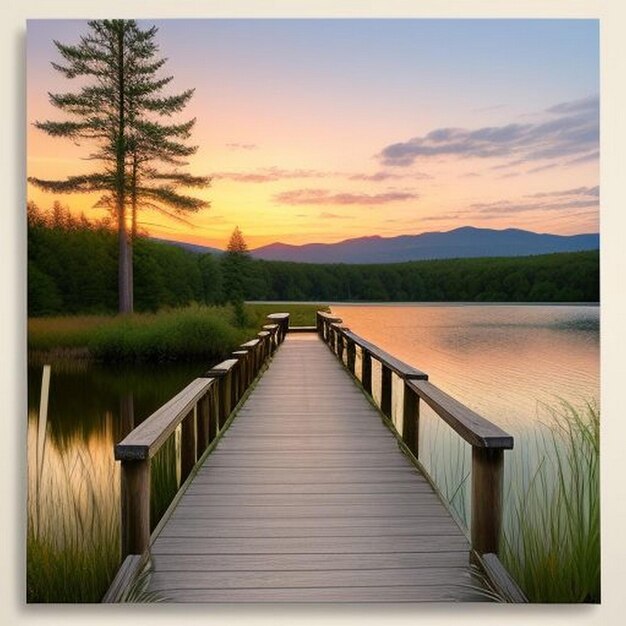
28, 20, 209, 313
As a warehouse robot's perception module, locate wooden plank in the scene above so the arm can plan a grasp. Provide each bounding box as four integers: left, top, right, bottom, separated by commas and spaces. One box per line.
184, 481, 432, 494
203, 358, 238, 378
167, 504, 453, 519
192, 469, 427, 484
149, 567, 474, 591
151, 535, 470, 555
151, 551, 470, 572
480, 553, 528, 603
409, 379, 513, 449
160, 520, 462, 539
115, 378, 214, 460
101, 554, 144, 603
142, 585, 481, 603
177, 492, 444, 507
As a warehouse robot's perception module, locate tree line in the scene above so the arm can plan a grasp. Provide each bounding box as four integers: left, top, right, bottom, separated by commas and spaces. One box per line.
28, 204, 599, 316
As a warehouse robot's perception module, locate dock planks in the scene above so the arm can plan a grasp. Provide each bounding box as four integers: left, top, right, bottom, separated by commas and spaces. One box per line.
148, 334, 483, 602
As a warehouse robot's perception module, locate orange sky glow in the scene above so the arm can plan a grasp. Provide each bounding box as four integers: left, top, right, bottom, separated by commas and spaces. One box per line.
27, 20, 599, 250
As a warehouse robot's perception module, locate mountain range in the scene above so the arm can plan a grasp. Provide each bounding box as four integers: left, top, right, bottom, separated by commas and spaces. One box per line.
153, 226, 599, 265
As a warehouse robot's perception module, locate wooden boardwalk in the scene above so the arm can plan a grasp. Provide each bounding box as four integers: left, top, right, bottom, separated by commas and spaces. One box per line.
147, 333, 482, 602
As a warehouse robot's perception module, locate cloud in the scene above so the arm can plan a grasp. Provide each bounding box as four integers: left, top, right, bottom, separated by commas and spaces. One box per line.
378, 95, 598, 167
348, 170, 431, 182
469, 198, 598, 216
213, 167, 330, 183
213, 167, 431, 184
459, 172, 481, 178
225, 142, 258, 150
526, 186, 599, 199
526, 163, 561, 174
319, 212, 354, 219
274, 188, 419, 206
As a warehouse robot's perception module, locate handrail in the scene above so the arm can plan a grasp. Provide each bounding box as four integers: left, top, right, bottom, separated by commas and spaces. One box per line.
407, 380, 513, 449
112, 313, 289, 559
114, 377, 215, 461
315, 309, 514, 559
342, 329, 428, 380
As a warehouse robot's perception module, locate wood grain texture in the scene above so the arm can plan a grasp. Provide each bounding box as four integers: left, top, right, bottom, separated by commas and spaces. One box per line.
147, 333, 484, 603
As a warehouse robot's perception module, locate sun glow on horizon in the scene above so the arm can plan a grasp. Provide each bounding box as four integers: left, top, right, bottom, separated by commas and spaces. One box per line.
27, 19, 599, 248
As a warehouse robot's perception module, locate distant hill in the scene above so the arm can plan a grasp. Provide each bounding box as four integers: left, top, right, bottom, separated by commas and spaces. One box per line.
150, 237, 223, 256
249, 226, 599, 264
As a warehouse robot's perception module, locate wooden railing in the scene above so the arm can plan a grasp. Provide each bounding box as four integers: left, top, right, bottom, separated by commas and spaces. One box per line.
316, 310, 514, 557
113, 312, 289, 559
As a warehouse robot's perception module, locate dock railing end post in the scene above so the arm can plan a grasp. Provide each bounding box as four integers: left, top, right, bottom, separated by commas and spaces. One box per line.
471, 447, 504, 556
120, 458, 151, 558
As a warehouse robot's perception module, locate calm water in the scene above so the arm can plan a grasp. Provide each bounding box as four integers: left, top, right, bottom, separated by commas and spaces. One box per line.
332, 304, 599, 526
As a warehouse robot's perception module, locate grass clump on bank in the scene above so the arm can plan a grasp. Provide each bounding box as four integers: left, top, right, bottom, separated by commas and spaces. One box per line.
502, 401, 600, 603
88, 305, 251, 362
28, 305, 255, 363
246, 302, 327, 327
28, 303, 328, 362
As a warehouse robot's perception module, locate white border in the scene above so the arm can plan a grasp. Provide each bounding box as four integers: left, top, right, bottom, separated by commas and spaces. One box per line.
3, 2, 625, 624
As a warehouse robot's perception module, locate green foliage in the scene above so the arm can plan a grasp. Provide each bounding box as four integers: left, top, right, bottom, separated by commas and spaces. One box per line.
88, 306, 250, 362
28, 207, 599, 315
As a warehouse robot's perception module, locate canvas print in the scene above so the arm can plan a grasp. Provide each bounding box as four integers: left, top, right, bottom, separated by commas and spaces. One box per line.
26, 19, 599, 603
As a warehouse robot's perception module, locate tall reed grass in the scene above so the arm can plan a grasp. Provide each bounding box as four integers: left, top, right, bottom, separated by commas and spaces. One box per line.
501, 401, 600, 603
27, 420, 120, 603
419, 400, 600, 603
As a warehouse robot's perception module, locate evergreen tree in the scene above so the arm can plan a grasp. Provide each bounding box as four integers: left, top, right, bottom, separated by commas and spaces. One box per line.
28, 20, 209, 313
222, 226, 250, 303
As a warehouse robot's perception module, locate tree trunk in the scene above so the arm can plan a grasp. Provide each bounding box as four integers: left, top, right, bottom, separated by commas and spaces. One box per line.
116, 22, 132, 314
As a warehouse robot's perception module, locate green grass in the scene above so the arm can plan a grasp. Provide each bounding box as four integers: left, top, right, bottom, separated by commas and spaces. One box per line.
246, 302, 327, 327
28, 303, 328, 362
501, 401, 600, 603
416, 400, 599, 603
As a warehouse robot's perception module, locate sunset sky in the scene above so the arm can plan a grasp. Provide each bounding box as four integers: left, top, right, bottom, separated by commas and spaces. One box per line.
27, 19, 599, 249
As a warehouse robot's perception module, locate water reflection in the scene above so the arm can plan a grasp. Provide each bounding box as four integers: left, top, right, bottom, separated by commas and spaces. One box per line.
27, 359, 209, 556
333, 304, 600, 531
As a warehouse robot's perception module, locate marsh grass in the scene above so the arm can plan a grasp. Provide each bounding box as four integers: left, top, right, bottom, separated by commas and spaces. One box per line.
27, 423, 120, 603
418, 399, 599, 603
501, 401, 600, 603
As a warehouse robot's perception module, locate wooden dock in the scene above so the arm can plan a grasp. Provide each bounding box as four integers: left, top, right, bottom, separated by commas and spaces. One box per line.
108, 312, 525, 603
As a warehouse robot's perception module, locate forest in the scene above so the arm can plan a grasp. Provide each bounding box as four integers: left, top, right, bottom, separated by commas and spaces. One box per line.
28, 202, 599, 317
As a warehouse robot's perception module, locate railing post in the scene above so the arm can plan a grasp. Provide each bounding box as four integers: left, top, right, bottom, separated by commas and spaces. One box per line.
120, 459, 150, 557
362, 349, 372, 394
381, 364, 392, 418
219, 371, 233, 429
209, 385, 219, 440
196, 392, 210, 457
402, 381, 419, 458
346, 339, 356, 375
471, 447, 504, 555
180, 407, 196, 481
337, 331, 344, 362
233, 350, 248, 397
